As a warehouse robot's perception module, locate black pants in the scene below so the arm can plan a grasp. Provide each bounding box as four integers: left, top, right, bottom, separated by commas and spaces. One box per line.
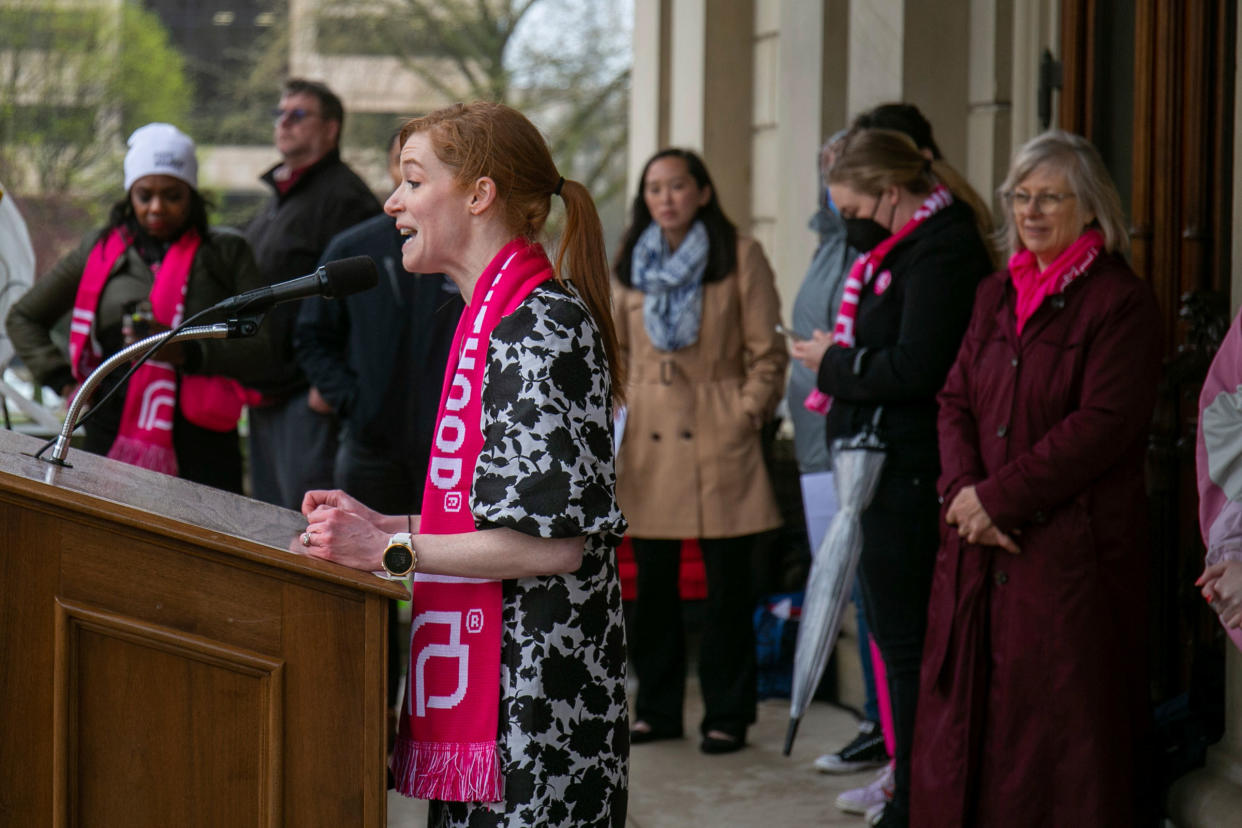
856, 470, 939, 827
84, 407, 243, 494
631, 534, 759, 739
335, 435, 425, 709
248, 390, 338, 510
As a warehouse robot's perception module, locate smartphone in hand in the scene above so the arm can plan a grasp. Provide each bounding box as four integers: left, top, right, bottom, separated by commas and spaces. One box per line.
774, 323, 805, 342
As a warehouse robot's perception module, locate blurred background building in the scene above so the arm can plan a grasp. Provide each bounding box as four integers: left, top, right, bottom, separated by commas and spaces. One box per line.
0, 0, 631, 262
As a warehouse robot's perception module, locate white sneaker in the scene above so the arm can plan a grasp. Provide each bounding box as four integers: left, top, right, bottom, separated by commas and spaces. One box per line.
865, 801, 887, 825
834, 762, 894, 815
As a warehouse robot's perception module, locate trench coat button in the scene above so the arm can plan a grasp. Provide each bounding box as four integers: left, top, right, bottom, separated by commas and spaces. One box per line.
996, 424, 1008, 437
1033, 510, 1047, 524
994, 570, 1009, 586
681, 430, 693, 440
651, 432, 661, 441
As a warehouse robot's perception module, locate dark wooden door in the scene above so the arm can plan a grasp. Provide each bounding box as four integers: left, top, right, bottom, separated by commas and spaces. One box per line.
1061, 0, 1235, 755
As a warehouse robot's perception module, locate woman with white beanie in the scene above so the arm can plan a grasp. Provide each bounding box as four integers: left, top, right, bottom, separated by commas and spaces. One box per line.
5, 122, 273, 492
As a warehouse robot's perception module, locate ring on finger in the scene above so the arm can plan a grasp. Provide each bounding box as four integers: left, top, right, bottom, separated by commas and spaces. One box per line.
301, 531, 312, 547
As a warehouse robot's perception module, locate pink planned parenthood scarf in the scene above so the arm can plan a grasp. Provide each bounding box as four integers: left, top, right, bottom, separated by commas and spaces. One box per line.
69, 227, 252, 476
805, 185, 953, 413
70, 228, 251, 476
1008, 227, 1103, 335
390, 238, 553, 802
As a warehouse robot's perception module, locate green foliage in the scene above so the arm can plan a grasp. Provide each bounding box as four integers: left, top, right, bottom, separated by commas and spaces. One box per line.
0, 7, 106, 51
0, 0, 193, 198
313, 0, 631, 217
118, 3, 192, 137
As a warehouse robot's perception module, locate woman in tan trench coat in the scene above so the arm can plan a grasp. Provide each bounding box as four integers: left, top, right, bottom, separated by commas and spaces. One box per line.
613, 148, 787, 754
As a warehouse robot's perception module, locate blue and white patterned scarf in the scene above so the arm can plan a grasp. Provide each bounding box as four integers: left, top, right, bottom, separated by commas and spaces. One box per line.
630, 220, 710, 351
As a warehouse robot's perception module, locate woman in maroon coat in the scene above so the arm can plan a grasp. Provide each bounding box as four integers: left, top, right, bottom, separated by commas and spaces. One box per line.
911, 131, 1161, 827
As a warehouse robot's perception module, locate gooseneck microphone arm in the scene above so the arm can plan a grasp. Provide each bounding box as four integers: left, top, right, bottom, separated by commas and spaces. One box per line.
36, 256, 376, 468
43, 317, 260, 467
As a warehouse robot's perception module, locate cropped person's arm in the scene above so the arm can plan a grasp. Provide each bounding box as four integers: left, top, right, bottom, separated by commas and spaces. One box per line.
5, 236, 94, 394
291, 232, 364, 415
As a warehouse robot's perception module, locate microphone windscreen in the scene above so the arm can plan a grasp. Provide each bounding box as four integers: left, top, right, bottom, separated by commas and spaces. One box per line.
320, 256, 378, 299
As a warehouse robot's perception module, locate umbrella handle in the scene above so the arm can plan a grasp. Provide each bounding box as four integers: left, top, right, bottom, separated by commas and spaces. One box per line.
867, 405, 884, 434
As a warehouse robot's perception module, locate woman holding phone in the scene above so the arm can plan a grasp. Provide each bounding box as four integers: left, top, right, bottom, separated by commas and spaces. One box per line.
791, 129, 992, 826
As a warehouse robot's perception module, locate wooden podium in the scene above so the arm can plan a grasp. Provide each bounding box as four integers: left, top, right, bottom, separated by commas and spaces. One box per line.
0, 428, 408, 827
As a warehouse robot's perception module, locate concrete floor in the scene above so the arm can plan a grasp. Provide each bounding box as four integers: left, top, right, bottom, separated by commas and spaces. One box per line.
386, 678, 875, 827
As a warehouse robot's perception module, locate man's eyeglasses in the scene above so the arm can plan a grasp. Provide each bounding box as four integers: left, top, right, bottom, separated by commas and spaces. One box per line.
272, 107, 321, 125
1003, 190, 1077, 213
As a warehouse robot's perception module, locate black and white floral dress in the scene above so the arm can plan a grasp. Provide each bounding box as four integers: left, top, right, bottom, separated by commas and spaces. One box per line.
427, 282, 629, 828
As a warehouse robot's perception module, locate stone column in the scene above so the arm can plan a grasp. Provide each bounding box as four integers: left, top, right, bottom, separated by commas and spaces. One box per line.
903, 0, 971, 171
751, 0, 849, 316
847, 0, 904, 115
1167, 647, 1242, 824
1009, 0, 1059, 144
628, 0, 668, 196
964, 0, 1014, 211
628, 0, 754, 229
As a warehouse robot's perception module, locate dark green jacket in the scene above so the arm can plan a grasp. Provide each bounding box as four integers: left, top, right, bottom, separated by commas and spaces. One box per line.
5, 227, 275, 393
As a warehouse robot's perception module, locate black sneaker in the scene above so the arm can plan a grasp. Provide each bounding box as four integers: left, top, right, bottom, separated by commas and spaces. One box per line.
813, 719, 888, 773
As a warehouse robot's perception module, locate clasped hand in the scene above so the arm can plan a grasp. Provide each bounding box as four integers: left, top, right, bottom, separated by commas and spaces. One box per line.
790, 329, 833, 372
945, 485, 1021, 555
296, 489, 389, 571
1196, 560, 1242, 629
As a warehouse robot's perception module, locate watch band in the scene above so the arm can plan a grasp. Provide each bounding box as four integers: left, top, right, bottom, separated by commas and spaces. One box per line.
382, 532, 417, 577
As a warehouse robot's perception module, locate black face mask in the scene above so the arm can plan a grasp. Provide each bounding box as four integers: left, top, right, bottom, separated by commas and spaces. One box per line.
842, 195, 896, 253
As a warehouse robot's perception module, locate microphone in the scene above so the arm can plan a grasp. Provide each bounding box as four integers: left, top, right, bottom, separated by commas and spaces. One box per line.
212, 255, 378, 314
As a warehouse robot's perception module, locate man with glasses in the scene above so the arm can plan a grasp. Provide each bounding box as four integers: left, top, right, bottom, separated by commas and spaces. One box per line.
244, 78, 381, 509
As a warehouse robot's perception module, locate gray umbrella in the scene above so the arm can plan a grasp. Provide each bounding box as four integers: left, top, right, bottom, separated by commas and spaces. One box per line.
784, 411, 886, 755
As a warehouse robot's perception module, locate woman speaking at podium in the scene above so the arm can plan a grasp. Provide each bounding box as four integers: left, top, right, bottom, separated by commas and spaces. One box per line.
299, 102, 628, 827
4, 122, 270, 492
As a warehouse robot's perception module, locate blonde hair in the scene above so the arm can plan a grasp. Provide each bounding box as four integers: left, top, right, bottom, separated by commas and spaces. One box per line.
998, 129, 1128, 259
400, 102, 623, 398
830, 128, 997, 263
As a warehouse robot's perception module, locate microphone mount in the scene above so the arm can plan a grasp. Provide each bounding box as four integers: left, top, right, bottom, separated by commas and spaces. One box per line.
43, 314, 263, 467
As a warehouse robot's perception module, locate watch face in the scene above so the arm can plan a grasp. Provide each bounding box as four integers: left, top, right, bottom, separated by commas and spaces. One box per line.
384, 544, 414, 575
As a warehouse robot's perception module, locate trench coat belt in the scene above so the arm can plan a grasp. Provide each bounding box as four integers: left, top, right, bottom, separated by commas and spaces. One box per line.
628, 359, 745, 385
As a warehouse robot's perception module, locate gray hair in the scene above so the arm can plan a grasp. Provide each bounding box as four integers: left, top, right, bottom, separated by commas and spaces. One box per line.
998, 130, 1128, 258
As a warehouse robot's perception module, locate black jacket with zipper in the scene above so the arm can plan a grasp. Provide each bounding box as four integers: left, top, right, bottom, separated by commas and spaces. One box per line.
816, 200, 992, 474
244, 148, 381, 397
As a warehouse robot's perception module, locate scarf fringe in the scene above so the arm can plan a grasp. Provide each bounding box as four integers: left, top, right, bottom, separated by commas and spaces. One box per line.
390, 736, 504, 803
107, 435, 179, 476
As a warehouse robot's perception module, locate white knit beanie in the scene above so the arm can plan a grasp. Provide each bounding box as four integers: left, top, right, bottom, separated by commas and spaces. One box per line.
123, 123, 198, 192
